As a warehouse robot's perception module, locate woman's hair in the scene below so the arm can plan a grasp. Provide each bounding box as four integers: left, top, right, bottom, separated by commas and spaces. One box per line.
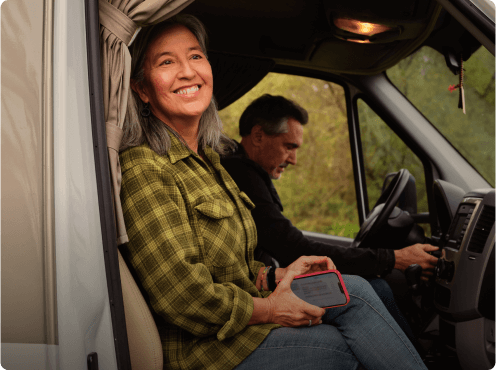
239, 94, 309, 137
120, 14, 234, 156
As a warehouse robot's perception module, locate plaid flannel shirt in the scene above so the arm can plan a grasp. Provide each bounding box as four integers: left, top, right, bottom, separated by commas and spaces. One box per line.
120, 135, 280, 370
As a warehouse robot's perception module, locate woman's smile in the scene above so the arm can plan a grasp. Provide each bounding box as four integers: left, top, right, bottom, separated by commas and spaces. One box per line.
173, 84, 201, 97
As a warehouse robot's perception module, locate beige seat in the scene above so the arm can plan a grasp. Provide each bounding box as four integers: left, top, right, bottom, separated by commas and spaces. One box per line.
118, 249, 163, 370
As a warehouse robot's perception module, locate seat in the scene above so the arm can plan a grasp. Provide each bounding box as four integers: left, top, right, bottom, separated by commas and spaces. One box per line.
118, 249, 163, 370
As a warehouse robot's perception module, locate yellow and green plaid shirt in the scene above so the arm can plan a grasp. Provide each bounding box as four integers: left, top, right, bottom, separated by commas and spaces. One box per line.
120, 135, 280, 370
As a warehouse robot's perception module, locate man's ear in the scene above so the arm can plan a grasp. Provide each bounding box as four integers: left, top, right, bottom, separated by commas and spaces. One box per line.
130, 79, 150, 104
251, 125, 264, 147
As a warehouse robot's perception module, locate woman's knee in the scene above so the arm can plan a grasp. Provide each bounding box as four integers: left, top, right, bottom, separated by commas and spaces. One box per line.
342, 275, 371, 292
341, 275, 382, 303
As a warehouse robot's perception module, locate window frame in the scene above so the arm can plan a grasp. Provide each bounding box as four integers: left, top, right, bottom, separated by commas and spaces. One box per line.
435, 0, 495, 54
84, 0, 132, 368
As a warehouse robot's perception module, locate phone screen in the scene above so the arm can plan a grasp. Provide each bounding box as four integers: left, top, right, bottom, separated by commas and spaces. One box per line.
291, 272, 347, 308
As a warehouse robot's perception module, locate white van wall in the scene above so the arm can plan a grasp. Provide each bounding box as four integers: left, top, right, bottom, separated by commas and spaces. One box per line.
2, 0, 118, 368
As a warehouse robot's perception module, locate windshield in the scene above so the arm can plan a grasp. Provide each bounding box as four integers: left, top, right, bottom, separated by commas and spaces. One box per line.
387, 46, 495, 186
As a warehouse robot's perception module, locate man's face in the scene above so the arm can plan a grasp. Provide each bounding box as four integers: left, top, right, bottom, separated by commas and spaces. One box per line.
258, 118, 304, 180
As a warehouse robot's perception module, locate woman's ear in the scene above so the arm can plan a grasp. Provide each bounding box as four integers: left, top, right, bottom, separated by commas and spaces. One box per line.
130, 79, 150, 104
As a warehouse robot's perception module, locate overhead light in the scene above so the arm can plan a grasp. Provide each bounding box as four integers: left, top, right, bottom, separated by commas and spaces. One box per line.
334, 18, 392, 36
346, 39, 371, 44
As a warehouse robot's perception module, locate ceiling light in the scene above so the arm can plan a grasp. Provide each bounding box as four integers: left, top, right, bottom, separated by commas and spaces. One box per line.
334, 18, 392, 36
346, 39, 371, 44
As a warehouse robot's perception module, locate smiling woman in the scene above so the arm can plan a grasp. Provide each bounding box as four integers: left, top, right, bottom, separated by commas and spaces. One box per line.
117, 14, 429, 370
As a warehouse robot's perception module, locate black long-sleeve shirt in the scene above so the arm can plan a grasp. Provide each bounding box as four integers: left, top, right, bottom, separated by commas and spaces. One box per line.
220, 143, 395, 276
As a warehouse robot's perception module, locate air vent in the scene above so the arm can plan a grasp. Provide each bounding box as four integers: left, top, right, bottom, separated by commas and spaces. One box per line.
467, 206, 495, 254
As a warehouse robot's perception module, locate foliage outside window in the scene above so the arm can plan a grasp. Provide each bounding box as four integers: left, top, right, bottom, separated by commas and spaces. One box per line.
387, 46, 495, 186
219, 73, 359, 237
358, 100, 429, 215
358, 100, 431, 236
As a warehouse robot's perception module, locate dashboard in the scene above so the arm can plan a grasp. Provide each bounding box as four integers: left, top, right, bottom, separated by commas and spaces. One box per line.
433, 184, 495, 369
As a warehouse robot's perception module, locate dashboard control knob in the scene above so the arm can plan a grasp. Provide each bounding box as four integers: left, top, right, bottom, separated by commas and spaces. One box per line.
405, 264, 422, 291
435, 259, 455, 282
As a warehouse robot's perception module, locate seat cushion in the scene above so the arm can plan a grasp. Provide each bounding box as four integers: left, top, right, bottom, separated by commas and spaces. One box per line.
118, 249, 163, 370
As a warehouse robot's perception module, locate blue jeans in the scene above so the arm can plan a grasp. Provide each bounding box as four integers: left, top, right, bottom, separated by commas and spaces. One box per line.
236, 275, 427, 370
366, 277, 418, 345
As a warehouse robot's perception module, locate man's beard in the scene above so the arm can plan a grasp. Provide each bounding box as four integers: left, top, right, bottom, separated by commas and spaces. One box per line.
270, 163, 288, 180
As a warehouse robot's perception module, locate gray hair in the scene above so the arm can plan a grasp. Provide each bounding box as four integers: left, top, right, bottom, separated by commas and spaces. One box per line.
120, 14, 234, 156
239, 94, 309, 137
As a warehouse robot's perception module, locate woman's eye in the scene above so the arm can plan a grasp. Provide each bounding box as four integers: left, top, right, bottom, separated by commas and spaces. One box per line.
161, 60, 172, 65
191, 54, 202, 60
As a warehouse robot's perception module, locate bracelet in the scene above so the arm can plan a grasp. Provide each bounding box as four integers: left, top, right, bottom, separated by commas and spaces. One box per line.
260, 266, 271, 292
267, 266, 277, 291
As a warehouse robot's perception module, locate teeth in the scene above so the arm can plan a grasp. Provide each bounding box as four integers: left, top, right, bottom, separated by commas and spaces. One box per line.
175, 85, 199, 95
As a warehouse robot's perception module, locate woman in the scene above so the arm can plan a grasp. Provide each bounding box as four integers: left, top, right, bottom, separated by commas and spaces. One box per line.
119, 14, 427, 370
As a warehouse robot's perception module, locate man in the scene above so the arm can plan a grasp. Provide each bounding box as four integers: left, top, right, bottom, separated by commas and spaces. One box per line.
221, 94, 439, 278
221, 94, 439, 354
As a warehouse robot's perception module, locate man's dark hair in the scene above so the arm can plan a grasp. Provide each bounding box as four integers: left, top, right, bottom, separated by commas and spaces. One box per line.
239, 94, 309, 137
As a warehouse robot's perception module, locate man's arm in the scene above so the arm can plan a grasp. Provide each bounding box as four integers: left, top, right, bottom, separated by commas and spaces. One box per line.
221, 156, 395, 276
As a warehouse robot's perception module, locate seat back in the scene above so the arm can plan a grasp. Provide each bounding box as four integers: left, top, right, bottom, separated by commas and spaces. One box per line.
118, 249, 163, 370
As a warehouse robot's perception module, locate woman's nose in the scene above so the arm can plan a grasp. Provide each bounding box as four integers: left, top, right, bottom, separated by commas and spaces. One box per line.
178, 60, 196, 79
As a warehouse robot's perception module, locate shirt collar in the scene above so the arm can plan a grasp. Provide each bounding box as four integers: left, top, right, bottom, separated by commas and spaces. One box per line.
167, 133, 221, 168
167, 134, 196, 164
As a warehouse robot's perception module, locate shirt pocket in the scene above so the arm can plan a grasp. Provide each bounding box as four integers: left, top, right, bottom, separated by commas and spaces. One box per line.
195, 199, 238, 267
238, 191, 255, 210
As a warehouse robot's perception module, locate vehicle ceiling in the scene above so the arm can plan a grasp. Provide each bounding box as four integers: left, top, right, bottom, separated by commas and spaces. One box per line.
187, 0, 482, 76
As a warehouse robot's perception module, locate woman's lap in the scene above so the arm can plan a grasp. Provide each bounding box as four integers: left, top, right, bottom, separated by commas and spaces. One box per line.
237, 275, 426, 370
235, 325, 359, 370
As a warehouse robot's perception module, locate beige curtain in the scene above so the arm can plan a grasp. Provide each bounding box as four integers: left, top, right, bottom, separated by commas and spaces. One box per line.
99, 0, 194, 245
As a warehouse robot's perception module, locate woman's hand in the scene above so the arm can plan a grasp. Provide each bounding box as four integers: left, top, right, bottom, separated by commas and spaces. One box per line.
266, 268, 326, 327
276, 255, 336, 283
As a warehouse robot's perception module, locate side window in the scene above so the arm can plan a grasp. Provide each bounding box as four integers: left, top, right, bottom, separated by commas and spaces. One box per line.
357, 100, 429, 232
219, 73, 359, 237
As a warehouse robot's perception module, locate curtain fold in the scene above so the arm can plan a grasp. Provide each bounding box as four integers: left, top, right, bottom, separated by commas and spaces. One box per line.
99, 0, 195, 245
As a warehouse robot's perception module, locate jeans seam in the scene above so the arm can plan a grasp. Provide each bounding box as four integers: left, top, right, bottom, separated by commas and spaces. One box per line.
349, 293, 423, 368
257, 345, 356, 357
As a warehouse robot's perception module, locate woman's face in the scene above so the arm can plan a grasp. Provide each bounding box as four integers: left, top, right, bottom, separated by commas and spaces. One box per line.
136, 25, 213, 125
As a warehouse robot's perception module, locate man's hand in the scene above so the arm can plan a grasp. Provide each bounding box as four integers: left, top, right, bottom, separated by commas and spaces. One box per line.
394, 244, 439, 278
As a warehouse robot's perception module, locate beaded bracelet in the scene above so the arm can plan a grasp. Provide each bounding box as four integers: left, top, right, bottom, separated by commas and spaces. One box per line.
260, 266, 271, 292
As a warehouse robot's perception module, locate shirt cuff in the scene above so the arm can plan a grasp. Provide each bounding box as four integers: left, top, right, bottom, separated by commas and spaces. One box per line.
217, 284, 254, 341
378, 248, 396, 277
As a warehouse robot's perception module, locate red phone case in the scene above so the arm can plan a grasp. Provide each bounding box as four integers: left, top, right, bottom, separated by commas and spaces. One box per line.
292, 270, 350, 309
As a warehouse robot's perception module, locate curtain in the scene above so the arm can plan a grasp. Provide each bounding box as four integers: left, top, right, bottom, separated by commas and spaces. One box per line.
99, 0, 194, 245
209, 52, 275, 110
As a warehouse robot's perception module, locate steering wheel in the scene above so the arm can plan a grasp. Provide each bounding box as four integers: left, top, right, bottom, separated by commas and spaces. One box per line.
351, 169, 411, 248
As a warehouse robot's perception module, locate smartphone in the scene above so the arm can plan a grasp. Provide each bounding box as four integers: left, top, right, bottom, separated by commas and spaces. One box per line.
290, 270, 350, 309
